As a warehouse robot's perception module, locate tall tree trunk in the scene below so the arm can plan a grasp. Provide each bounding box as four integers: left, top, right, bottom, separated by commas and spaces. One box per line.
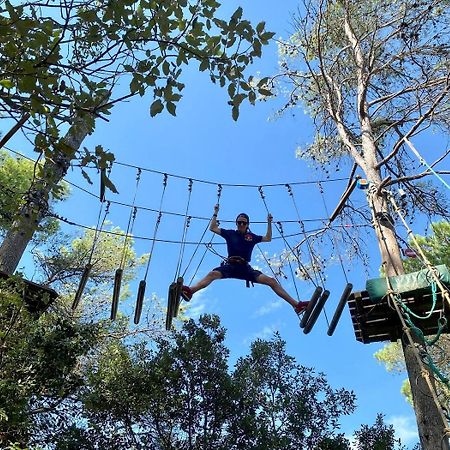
0, 117, 92, 275
368, 187, 449, 450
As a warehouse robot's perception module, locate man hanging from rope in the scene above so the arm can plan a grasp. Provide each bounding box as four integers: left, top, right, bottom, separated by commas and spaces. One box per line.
181, 204, 309, 315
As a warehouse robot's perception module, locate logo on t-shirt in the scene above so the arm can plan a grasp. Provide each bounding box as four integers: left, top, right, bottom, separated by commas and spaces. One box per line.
244, 233, 253, 242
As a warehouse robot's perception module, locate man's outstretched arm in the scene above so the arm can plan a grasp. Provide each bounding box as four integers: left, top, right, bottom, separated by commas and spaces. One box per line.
261, 213, 273, 242
209, 204, 221, 235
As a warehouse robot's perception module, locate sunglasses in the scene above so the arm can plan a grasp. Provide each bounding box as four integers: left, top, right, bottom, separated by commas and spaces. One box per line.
236, 221, 248, 226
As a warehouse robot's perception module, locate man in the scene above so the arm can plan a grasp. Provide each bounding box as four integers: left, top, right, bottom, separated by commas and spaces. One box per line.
181, 204, 308, 315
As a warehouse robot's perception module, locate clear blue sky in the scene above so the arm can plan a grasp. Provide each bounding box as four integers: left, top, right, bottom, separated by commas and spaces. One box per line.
7, 0, 438, 446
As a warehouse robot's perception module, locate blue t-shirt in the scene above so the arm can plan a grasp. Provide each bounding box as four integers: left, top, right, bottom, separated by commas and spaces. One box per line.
220, 229, 263, 262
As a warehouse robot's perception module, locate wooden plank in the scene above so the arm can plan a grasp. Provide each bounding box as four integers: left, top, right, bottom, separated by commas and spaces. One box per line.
0, 270, 58, 314
348, 290, 449, 344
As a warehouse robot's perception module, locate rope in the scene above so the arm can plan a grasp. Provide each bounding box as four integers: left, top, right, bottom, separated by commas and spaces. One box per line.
257, 186, 302, 299
142, 173, 168, 281
402, 138, 450, 192
285, 183, 322, 287
385, 287, 449, 429
389, 194, 450, 310
119, 169, 141, 270
183, 184, 224, 282
174, 178, 193, 281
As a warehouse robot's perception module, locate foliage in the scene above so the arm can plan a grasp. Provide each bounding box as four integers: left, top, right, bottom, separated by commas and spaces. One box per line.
0, 150, 67, 240
402, 221, 450, 273
23, 315, 356, 449
32, 221, 150, 320
276, 0, 450, 221
0, 0, 275, 176
230, 335, 356, 449
0, 277, 105, 447
352, 413, 407, 450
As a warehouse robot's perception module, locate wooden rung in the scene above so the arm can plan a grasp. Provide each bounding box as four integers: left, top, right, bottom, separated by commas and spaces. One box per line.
72, 263, 92, 310
134, 280, 146, 325
173, 277, 184, 318
111, 268, 123, 321
165, 282, 176, 331
327, 283, 353, 336
304, 290, 330, 334
300, 286, 323, 328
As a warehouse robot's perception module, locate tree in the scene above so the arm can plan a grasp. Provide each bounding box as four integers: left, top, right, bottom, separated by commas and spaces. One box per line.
43, 315, 356, 449
0, 153, 160, 447
274, 1, 450, 447
375, 222, 450, 408
0, 0, 275, 274
0, 150, 66, 242
229, 334, 356, 449
0, 280, 104, 447
352, 414, 409, 450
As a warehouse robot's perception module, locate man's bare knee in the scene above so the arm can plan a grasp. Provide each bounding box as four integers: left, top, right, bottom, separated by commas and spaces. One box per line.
206, 271, 222, 281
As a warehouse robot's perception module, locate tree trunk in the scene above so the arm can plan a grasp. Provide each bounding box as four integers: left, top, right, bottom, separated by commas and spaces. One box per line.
0, 117, 92, 275
368, 188, 449, 450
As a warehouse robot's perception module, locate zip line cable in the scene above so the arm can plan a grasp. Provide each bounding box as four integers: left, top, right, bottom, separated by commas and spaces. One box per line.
396, 133, 450, 192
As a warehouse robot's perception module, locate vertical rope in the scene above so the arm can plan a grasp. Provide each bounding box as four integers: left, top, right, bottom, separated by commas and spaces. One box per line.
285, 183, 323, 287
143, 173, 168, 281
183, 184, 223, 281
119, 168, 141, 270
174, 178, 193, 281
316, 182, 349, 284
257, 186, 302, 298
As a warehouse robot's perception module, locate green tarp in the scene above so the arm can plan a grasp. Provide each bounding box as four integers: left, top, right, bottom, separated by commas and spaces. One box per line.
366, 264, 450, 303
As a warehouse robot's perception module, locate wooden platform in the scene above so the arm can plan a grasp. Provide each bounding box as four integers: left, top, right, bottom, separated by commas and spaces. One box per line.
348, 289, 449, 344
0, 270, 58, 314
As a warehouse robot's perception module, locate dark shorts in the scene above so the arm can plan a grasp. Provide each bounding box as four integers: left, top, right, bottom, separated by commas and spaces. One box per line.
213, 262, 262, 283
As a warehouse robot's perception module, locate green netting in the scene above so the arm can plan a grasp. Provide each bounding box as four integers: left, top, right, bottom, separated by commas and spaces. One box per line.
366, 265, 450, 303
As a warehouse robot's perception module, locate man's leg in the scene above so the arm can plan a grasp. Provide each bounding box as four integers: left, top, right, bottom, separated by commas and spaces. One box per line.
255, 274, 308, 313
190, 270, 223, 293
182, 270, 223, 301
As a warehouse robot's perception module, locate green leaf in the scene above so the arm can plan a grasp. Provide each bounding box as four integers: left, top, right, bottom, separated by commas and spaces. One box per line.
150, 99, 164, 117
258, 88, 273, 96
260, 31, 275, 42
256, 21, 266, 34
199, 59, 209, 72
0, 79, 14, 89
232, 105, 239, 121
166, 102, 176, 116
231, 7, 243, 22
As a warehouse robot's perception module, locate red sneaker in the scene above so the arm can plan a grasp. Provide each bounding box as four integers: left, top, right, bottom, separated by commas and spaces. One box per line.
181, 286, 193, 302
294, 301, 308, 315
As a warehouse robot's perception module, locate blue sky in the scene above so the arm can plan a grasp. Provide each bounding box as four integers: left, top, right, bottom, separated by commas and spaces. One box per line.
6, 0, 443, 447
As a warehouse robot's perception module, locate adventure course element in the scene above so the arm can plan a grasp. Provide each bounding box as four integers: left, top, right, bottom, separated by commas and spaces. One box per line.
349, 265, 450, 344
72, 166, 113, 311
165, 276, 183, 331
0, 270, 58, 315
134, 173, 168, 324
111, 169, 141, 320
